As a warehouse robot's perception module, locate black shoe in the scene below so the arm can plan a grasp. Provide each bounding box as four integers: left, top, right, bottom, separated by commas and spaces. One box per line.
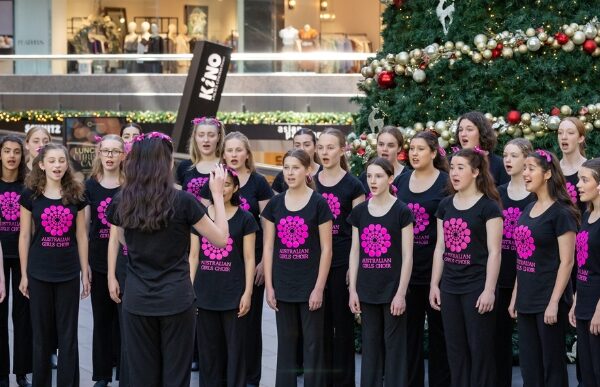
191, 361, 199, 371
16, 374, 32, 387
51, 353, 58, 369
93, 380, 110, 387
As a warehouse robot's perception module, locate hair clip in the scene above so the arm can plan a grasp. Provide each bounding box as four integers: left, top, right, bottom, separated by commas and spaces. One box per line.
535, 149, 552, 163
438, 146, 446, 157
225, 166, 238, 177
451, 146, 460, 154
473, 146, 485, 155
36, 144, 46, 154
192, 116, 222, 129
146, 132, 172, 142
93, 135, 103, 143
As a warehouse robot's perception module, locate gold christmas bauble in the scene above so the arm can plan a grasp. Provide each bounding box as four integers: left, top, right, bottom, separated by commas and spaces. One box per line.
434, 121, 448, 134
370, 60, 380, 70
561, 41, 575, 52
412, 69, 426, 83
487, 39, 497, 49
585, 123, 594, 132
413, 49, 423, 59
526, 28, 536, 37
518, 44, 529, 54
414, 122, 425, 132
445, 41, 455, 50
588, 104, 598, 114
502, 47, 514, 58
367, 133, 377, 141
531, 118, 543, 132
474, 34, 487, 47
560, 105, 572, 115
426, 121, 435, 130
369, 139, 377, 147
535, 131, 545, 138
484, 113, 494, 121
396, 52, 410, 65
565, 27, 575, 37
538, 32, 548, 42
483, 49, 493, 59
525, 133, 536, 142
394, 64, 406, 75
352, 139, 361, 149
472, 53, 483, 63
386, 53, 395, 62
579, 115, 587, 123
461, 45, 471, 54
521, 113, 532, 124
547, 116, 561, 130
523, 127, 532, 135
441, 130, 451, 140
455, 41, 465, 50
507, 126, 516, 135
593, 119, 600, 129
572, 31, 586, 45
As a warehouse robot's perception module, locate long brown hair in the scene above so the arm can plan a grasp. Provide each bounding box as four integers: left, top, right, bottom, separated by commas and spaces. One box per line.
0, 135, 27, 182
113, 134, 177, 232
320, 128, 349, 171
25, 126, 51, 164
377, 125, 404, 155
223, 131, 256, 173
450, 148, 501, 206
293, 128, 321, 164
457, 111, 497, 152
90, 134, 125, 183
283, 149, 316, 190
25, 144, 84, 205
411, 131, 449, 172
581, 158, 600, 212
365, 157, 396, 195
529, 150, 580, 226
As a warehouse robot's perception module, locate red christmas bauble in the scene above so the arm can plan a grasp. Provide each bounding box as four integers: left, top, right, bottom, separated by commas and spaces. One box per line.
360, 133, 367, 140
551, 107, 561, 116
398, 149, 408, 162
377, 71, 395, 89
507, 110, 521, 124
583, 39, 597, 54
393, 0, 405, 8
492, 49, 501, 58
357, 148, 366, 156
496, 43, 503, 50
555, 32, 569, 45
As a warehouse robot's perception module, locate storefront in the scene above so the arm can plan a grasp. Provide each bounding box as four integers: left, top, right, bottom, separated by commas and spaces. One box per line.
2, 0, 382, 74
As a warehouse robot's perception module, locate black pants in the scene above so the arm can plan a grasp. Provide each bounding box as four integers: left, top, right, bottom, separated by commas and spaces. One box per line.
323, 265, 355, 387
406, 284, 450, 387
123, 306, 196, 387
494, 287, 514, 387
245, 283, 264, 385
517, 302, 568, 387
577, 319, 600, 387
0, 259, 32, 376
116, 268, 129, 387
197, 308, 247, 387
29, 277, 80, 387
440, 290, 496, 387
90, 270, 119, 382
275, 301, 325, 387
360, 302, 407, 387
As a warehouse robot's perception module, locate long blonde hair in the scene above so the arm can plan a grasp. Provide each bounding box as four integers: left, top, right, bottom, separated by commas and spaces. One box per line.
90, 134, 125, 183
188, 118, 225, 165
223, 131, 256, 172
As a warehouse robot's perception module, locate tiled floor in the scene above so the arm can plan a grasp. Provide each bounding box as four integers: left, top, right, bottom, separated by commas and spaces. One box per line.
6, 292, 578, 386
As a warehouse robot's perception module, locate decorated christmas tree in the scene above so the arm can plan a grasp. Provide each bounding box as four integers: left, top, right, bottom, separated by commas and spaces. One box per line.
349, 0, 600, 173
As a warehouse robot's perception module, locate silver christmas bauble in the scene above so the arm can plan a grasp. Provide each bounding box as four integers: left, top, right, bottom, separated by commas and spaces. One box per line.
412, 69, 426, 83
527, 37, 542, 51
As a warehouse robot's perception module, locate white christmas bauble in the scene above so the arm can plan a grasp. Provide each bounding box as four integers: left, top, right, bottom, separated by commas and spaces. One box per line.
412, 69, 426, 83
472, 52, 483, 63
584, 24, 598, 39
487, 39, 497, 49
572, 31, 586, 45
434, 121, 448, 134
413, 49, 422, 59
396, 52, 410, 65
538, 32, 548, 42
502, 47, 513, 58
425, 45, 438, 56
530, 119, 543, 132
565, 27, 575, 37
474, 34, 487, 47
588, 104, 597, 114
562, 40, 575, 52
547, 116, 561, 130
444, 41, 455, 50
455, 41, 464, 50
561, 105, 572, 115
526, 28, 536, 37
370, 60, 380, 70
521, 113, 532, 124
527, 37, 541, 51
461, 45, 471, 54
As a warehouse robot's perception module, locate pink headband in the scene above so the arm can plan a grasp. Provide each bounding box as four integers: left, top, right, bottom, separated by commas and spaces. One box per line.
192, 117, 222, 129
535, 149, 552, 163
132, 132, 172, 143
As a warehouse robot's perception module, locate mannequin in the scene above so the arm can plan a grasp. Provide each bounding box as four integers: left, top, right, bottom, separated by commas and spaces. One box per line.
176, 25, 191, 74
279, 25, 300, 71
298, 24, 319, 71
137, 21, 151, 72
124, 21, 139, 73
165, 24, 178, 73
147, 23, 163, 73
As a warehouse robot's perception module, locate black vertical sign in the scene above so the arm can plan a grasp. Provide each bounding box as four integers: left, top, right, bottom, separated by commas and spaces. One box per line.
172, 41, 232, 154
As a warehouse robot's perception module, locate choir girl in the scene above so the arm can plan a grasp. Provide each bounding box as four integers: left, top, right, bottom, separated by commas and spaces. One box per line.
558, 117, 587, 214
262, 149, 333, 387
19, 143, 89, 387
272, 128, 321, 193
508, 149, 579, 387
429, 148, 503, 387
394, 131, 450, 387
24, 127, 51, 172
359, 126, 407, 192
348, 156, 414, 386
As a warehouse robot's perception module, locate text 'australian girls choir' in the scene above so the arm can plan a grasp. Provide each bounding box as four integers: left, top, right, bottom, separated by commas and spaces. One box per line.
0, 111, 597, 387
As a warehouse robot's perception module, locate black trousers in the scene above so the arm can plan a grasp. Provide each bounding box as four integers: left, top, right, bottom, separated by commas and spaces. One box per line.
406, 284, 450, 387
577, 319, 600, 387
360, 302, 407, 387
245, 283, 264, 385
323, 265, 355, 387
116, 268, 129, 387
123, 306, 196, 387
0, 259, 32, 376
517, 302, 568, 387
90, 270, 119, 382
197, 308, 247, 387
275, 301, 325, 387
494, 287, 514, 387
29, 277, 80, 387
440, 290, 496, 387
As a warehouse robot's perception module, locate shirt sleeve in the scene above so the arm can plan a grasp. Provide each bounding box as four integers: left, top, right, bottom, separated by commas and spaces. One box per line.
398, 202, 414, 229
316, 194, 334, 225
19, 189, 33, 211
347, 204, 361, 228
359, 172, 368, 193
351, 176, 367, 199
271, 172, 285, 193
176, 159, 192, 185
261, 196, 276, 223
243, 211, 260, 236
481, 197, 503, 221
554, 205, 578, 237
185, 192, 206, 225
435, 196, 450, 219
256, 174, 275, 201
105, 195, 119, 226
199, 183, 211, 201
77, 197, 89, 211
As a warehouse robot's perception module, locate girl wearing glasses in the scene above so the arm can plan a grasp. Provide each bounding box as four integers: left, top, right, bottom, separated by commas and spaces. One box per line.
85, 135, 126, 387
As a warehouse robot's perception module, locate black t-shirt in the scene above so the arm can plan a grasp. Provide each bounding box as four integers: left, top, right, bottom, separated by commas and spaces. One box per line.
177, 160, 210, 201
106, 190, 205, 316
271, 165, 323, 193
85, 179, 120, 274
575, 212, 600, 320
489, 153, 510, 186
348, 200, 413, 304
564, 172, 587, 215
0, 180, 24, 259
200, 172, 274, 261
515, 201, 577, 313
435, 195, 503, 294
315, 172, 366, 268
19, 189, 87, 282
194, 208, 259, 311
394, 171, 449, 285
261, 191, 333, 302
498, 184, 535, 289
